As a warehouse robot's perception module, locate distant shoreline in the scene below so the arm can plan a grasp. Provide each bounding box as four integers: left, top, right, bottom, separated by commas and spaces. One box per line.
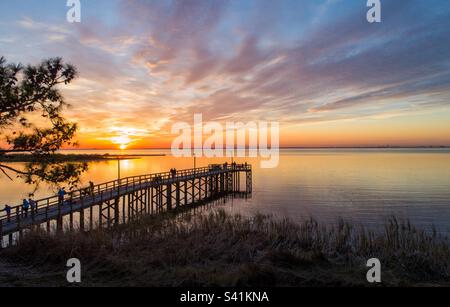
0, 153, 166, 163
1, 148, 447, 163
59, 146, 450, 150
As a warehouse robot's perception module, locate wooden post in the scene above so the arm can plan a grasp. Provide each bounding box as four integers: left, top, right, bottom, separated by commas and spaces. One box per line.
79, 207, 84, 231
131, 193, 135, 219
159, 186, 163, 213
200, 177, 203, 201
250, 170, 253, 193
79, 197, 84, 231
57, 202, 63, 233
217, 174, 220, 195
176, 182, 180, 208
156, 186, 160, 214
184, 181, 188, 206
166, 184, 172, 210
0, 221, 3, 250
204, 176, 207, 199
46, 207, 50, 233
99, 203, 103, 228
146, 188, 150, 215
127, 194, 131, 220
31, 204, 35, 227
89, 204, 93, 230
69, 203, 74, 232
107, 200, 111, 228
154, 188, 157, 214
246, 170, 252, 194
238, 172, 240, 192
228, 173, 233, 193
133, 192, 137, 218
114, 198, 120, 226
16, 208, 23, 239
192, 179, 195, 204
142, 190, 145, 215
150, 188, 154, 215
136, 192, 140, 217
122, 195, 126, 223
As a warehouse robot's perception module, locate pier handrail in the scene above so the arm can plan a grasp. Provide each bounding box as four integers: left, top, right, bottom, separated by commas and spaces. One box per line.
0, 163, 251, 224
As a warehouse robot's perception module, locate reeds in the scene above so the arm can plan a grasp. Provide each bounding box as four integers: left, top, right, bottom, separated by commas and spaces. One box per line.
2, 210, 449, 286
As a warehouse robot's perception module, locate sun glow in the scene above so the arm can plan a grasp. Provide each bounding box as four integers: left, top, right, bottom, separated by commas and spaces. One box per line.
110, 135, 132, 150
100, 127, 150, 150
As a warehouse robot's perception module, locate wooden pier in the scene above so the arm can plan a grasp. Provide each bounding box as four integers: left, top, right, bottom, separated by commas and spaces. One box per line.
0, 163, 252, 247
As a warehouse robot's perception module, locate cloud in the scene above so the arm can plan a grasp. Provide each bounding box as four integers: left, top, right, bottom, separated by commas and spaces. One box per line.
4, 0, 450, 147
114, 0, 450, 127
18, 16, 71, 34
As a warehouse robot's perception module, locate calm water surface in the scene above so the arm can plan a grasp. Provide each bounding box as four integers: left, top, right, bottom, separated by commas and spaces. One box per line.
1, 149, 449, 233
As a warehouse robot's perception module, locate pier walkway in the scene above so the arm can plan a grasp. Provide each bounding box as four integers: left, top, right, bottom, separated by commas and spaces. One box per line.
0, 164, 252, 246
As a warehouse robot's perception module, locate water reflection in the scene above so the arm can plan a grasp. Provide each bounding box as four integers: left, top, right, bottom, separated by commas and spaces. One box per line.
1, 149, 450, 233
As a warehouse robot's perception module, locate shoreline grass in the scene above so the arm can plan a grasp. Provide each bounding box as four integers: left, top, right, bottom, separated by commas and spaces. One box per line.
1, 210, 449, 287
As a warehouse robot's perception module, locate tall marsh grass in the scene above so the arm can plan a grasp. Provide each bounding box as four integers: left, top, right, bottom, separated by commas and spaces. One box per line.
2, 210, 449, 286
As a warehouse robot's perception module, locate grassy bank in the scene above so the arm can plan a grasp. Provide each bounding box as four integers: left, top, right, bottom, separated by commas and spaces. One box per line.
1, 210, 449, 287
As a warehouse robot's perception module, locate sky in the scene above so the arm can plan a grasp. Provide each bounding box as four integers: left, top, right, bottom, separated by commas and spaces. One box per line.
0, 0, 449, 149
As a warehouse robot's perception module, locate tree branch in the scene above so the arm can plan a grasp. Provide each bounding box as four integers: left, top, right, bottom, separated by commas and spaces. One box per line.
0, 163, 28, 176
0, 166, 13, 180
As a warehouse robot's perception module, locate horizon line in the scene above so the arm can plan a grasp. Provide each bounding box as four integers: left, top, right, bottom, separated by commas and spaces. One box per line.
62, 146, 450, 150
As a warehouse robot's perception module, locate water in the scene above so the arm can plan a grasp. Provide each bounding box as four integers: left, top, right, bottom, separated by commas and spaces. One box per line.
1, 149, 450, 233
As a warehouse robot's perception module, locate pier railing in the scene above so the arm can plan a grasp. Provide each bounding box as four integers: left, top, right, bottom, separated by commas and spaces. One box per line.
0, 163, 252, 237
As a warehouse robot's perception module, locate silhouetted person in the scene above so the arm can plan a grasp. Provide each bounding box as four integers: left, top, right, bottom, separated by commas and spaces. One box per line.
28, 198, 36, 214
89, 181, 95, 196
4, 205, 11, 222
22, 199, 30, 217
58, 188, 66, 206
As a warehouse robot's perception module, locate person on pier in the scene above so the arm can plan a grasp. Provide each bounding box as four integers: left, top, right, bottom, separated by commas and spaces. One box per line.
28, 198, 36, 214
89, 181, 95, 196
58, 187, 66, 206
22, 199, 30, 217
3, 205, 11, 222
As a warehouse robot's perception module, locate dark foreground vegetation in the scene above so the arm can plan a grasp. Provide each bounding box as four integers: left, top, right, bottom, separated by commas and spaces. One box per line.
1, 210, 449, 287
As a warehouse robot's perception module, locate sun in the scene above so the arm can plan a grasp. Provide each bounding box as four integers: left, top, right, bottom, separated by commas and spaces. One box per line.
110, 135, 132, 150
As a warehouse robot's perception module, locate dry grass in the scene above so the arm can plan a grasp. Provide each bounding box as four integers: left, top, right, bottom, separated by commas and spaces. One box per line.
1, 210, 449, 287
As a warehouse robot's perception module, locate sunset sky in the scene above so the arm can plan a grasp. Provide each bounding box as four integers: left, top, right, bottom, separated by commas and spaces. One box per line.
1, 0, 449, 149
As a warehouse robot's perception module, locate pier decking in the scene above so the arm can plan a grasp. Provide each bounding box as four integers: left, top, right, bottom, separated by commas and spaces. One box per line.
0, 164, 252, 247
